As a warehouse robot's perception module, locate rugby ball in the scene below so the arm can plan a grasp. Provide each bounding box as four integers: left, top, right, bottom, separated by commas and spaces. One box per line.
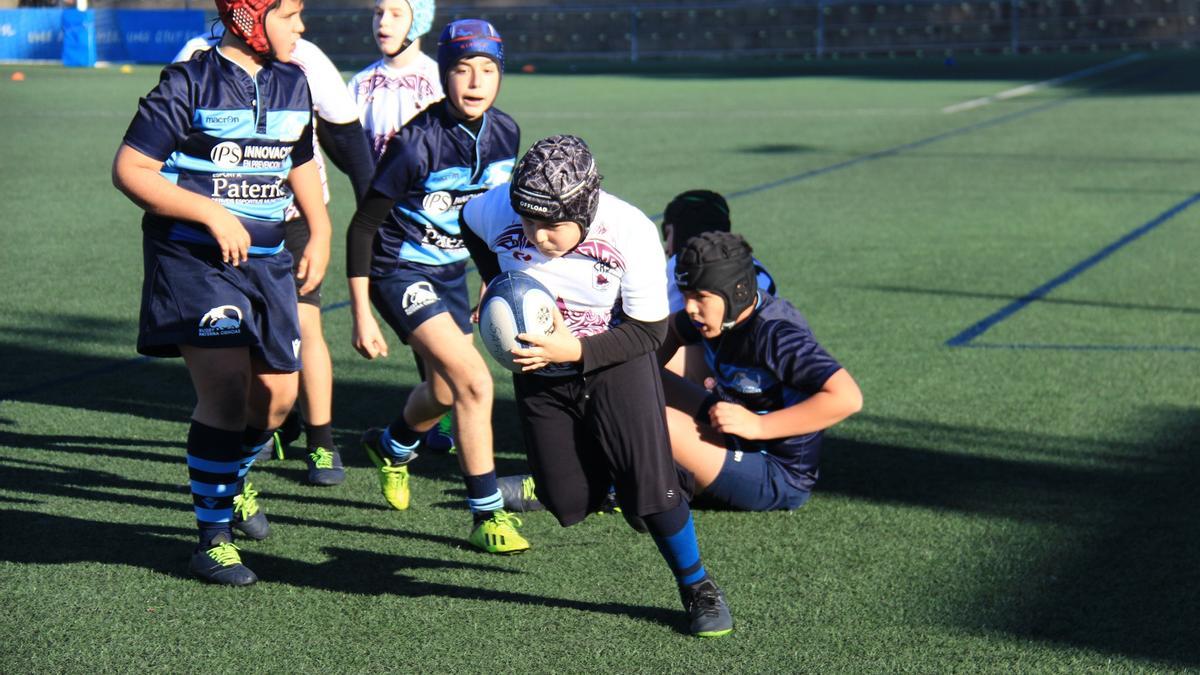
478, 271, 557, 373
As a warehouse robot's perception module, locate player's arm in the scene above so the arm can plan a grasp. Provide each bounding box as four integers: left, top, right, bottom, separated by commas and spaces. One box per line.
344, 135, 421, 359
317, 119, 375, 204
288, 154, 332, 295
710, 368, 862, 440
304, 47, 375, 204
112, 144, 250, 266
344, 189, 394, 359
655, 310, 690, 365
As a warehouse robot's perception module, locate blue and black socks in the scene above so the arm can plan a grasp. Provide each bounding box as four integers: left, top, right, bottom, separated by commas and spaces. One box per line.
465, 471, 503, 523
187, 422, 272, 548
381, 418, 422, 462
644, 500, 708, 587
186, 421, 245, 548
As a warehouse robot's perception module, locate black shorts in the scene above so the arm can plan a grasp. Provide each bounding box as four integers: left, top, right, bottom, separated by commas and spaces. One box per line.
285, 216, 321, 307
138, 235, 301, 372
513, 352, 682, 527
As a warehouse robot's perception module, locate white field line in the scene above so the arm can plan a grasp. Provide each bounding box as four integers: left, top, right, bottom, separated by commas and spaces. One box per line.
941, 52, 1147, 114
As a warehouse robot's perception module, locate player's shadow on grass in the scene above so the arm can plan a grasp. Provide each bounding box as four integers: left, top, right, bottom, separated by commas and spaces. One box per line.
820, 406, 1200, 667
0, 339, 530, 483
0, 509, 684, 632
0, 454, 469, 548
244, 546, 683, 631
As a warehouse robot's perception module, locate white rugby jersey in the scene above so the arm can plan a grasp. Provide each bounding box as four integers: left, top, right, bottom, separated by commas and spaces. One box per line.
174, 33, 358, 214
346, 54, 443, 161
463, 185, 671, 338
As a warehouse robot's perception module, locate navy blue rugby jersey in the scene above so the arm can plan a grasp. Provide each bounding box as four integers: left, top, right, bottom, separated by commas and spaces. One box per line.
675, 292, 842, 490
123, 48, 314, 255
369, 99, 518, 272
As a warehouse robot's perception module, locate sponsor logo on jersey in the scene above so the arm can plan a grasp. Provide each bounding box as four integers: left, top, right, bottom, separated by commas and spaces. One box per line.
198, 305, 243, 336
402, 281, 438, 315
210, 142, 243, 168
204, 114, 241, 126
420, 223, 463, 251
211, 176, 289, 201
240, 142, 291, 165
423, 191, 453, 215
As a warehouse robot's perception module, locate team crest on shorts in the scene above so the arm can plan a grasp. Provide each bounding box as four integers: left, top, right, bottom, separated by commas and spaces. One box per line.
402, 281, 439, 316
198, 305, 243, 337
292, 339, 302, 359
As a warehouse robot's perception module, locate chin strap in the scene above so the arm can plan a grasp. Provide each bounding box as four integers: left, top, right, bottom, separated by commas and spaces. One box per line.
385, 39, 413, 59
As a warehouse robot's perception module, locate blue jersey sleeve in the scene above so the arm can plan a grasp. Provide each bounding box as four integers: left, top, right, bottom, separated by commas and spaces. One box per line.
122, 64, 193, 162
370, 129, 426, 202
762, 321, 842, 397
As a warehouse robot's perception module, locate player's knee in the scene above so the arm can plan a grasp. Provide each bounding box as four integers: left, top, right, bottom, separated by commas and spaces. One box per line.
447, 364, 492, 408
261, 378, 299, 426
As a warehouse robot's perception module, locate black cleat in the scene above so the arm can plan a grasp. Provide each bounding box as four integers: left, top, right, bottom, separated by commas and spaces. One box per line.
189, 533, 257, 586
305, 446, 345, 486
679, 578, 733, 638
498, 474, 544, 512
232, 481, 270, 541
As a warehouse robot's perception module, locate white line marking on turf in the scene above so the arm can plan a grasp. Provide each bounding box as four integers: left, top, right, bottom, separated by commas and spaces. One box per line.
941, 52, 1147, 114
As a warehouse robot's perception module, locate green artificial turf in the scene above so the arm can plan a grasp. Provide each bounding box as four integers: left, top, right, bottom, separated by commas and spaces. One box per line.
1, 51, 1198, 672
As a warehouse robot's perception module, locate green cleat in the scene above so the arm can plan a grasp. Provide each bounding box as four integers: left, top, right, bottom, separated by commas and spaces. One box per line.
232, 480, 269, 541
189, 533, 257, 586
362, 428, 416, 510
468, 510, 530, 555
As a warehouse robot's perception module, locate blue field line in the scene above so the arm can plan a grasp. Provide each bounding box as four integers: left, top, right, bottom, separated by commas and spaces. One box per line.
0, 64, 1154, 402
946, 191, 1200, 348
960, 342, 1200, 353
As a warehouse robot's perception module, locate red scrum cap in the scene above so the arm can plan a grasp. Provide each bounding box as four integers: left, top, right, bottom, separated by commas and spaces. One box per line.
215, 0, 276, 55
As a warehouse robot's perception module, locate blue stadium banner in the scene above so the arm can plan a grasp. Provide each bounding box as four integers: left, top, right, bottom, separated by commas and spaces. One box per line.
0, 9, 63, 61
62, 9, 96, 67
0, 9, 203, 63
96, 10, 205, 63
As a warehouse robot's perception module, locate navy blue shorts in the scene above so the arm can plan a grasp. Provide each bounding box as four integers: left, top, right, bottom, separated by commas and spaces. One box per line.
370, 261, 472, 342
704, 448, 812, 512
138, 235, 302, 372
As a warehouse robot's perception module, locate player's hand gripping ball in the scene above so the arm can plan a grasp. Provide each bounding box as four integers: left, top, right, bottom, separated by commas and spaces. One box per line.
478, 271, 557, 373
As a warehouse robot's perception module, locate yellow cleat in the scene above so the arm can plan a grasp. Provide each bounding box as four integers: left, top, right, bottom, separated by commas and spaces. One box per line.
468, 510, 531, 555
362, 428, 415, 510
